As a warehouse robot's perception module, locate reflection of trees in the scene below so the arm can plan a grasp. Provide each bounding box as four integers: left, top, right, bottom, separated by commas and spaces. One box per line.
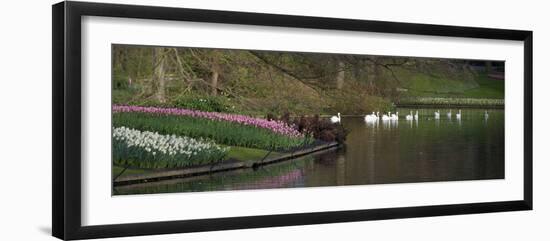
327, 110, 505, 185
394, 109, 504, 182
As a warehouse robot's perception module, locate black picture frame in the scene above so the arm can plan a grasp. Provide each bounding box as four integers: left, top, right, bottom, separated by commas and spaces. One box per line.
52, 1, 533, 240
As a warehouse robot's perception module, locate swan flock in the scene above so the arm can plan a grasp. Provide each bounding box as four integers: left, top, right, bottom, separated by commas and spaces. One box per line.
330, 109, 490, 124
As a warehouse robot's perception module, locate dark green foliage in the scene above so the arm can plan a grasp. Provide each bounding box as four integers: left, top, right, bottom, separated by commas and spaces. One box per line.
171, 95, 231, 112
113, 72, 129, 89
114, 94, 236, 113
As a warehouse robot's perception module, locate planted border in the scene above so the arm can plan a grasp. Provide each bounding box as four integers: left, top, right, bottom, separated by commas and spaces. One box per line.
113, 126, 228, 168
113, 112, 311, 150
397, 97, 504, 108
113, 105, 303, 138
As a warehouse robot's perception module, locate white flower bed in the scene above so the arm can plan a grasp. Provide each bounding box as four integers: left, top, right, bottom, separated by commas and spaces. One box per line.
113, 126, 228, 168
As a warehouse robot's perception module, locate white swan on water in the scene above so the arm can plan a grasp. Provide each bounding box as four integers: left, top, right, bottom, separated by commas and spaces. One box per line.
434, 110, 440, 119
381, 112, 391, 121
414, 110, 419, 120
391, 112, 399, 121
364, 112, 378, 122
405, 111, 413, 120
331, 113, 341, 123
484, 110, 489, 120
456, 110, 462, 120
447, 110, 452, 119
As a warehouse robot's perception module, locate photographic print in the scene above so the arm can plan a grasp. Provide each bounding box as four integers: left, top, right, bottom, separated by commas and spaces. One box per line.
111, 44, 505, 195
52, 3, 532, 239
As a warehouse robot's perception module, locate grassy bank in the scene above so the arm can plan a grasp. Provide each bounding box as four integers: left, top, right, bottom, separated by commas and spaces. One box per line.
396, 68, 479, 95
463, 74, 505, 99
396, 72, 504, 108
399, 70, 504, 99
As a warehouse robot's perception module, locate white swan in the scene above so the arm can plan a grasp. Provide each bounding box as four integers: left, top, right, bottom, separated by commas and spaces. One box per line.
414, 110, 419, 120
391, 112, 399, 121
381, 112, 391, 121
330, 112, 341, 123
364, 112, 378, 122
484, 110, 489, 120
434, 110, 440, 119
405, 111, 413, 120
447, 110, 452, 119
456, 110, 462, 120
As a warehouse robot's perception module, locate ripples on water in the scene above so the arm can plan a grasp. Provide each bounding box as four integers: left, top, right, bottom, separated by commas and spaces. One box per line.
115, 108, 504, 195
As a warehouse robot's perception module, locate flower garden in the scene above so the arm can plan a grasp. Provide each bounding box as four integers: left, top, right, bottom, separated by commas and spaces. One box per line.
113, 126, 228, 168
112, 105, 315, 170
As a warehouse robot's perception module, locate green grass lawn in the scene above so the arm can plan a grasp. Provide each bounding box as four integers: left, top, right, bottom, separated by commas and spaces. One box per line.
463, 75, 504, 99
398, 70, 479, 95
397, 71, 504, 107
400, 71, 504, 99
225, 146, 277, 161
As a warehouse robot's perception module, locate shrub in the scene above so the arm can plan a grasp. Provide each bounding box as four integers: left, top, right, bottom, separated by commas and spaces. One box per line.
113, 72, 129, 90
292, 115, 348, 143
171, 95, 230, 113
267, 113, 348, 144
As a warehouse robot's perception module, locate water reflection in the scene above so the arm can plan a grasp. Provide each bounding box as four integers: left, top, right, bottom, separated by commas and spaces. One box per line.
116, 108, 505, 195
381, 119, 398, 129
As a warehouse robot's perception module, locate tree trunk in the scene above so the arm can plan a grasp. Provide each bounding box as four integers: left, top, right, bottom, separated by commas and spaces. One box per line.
152, 47, 167, 103
210, 50, 222, 95
366, 60, 379, 85
210, 68, 219, 95
352, 60, 365, 81
336, 61, 345, 89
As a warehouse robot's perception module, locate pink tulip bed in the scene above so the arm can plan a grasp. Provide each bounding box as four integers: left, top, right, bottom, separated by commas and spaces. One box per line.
113, 105, 303, 138
112, 105, 312, 151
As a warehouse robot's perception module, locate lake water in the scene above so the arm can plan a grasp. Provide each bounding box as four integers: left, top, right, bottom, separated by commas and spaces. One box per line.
115, 108, 505, 195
